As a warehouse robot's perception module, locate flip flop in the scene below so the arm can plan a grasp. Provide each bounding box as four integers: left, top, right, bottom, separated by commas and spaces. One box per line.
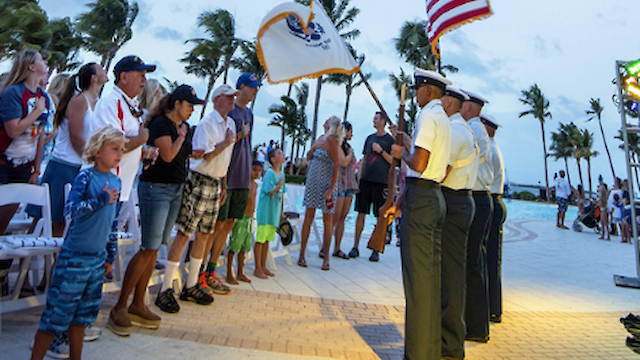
319, 249, 325, 259
321, 263, 330, 271
332, 250, 349, 260
297, 259, 307, 268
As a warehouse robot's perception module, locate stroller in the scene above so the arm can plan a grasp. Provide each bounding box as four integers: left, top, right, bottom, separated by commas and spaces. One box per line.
573, 201, 601, 233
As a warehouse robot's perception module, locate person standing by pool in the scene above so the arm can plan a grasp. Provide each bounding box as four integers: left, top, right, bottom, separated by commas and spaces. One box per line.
555, 170, 571, 229
349, 111, 394, 262
298, 116, 343, 271
482, 113, 507, 325
439, 86, 478, 359
460, 89, 493, 343
598, 178, 610, 240
390, 69, 451, 360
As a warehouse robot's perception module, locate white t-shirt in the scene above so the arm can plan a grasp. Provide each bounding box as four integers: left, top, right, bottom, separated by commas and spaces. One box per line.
468, 116, 493, 191
256, 145, 267, 163
91, 86, 143, 202
443, 113, 478, 190
406, 99, 450, 182
189, 108, 236, 179
555, 176, 571, 199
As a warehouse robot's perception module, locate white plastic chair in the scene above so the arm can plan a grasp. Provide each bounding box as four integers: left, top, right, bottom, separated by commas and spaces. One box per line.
0, 183, 60, 337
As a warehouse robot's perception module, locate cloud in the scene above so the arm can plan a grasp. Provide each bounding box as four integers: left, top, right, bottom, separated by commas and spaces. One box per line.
153, 27, 183, 41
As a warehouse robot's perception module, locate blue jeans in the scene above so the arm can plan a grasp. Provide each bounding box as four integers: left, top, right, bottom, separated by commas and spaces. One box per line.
138, 181, 184, 251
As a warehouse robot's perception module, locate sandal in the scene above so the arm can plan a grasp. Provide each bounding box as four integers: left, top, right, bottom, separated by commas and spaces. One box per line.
297, 259, 307, 268
321, 262, 330, 271
332, 250, 349, 260
319, 249, 325, 259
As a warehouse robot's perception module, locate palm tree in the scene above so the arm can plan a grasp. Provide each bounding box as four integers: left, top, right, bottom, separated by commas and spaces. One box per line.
549, 122, 578, 187
295, 0, 360, 141
575, 128, 599, 196
519, 84, 552, 198
0, 0, 51, 60
268, 95, 299, 149
586, 98, 616, 180
185, 9, 242, 118
615, 130, 640, 190
76, 0, 139, 72
47, 17, 83, 75
324, 44, 369, 122
231, 41, 265, 111
389, 68, 417, 134
181, 40, 222, 118
393, 20, 458, 75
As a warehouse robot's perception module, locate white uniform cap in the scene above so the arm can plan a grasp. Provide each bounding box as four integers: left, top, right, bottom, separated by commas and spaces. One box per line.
413, 68, 452, 90
211, 84, 240, 100
460, 89, 489, 105
443, 86, 470, 101
480, 113, 501, 128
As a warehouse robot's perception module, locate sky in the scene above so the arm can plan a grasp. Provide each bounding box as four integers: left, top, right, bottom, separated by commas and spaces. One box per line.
15, 0, 640, 188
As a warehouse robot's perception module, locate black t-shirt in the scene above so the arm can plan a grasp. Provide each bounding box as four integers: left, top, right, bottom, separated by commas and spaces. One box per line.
139, 115, 192, 184
361, 132, 394, 184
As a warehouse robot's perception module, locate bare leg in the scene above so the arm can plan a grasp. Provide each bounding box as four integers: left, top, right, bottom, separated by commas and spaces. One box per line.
298, 207, 316, 265
30, 330, 54, 360
131, 250, 158, 310
353, 212, 366, 249
263, 242, 274, 276
52, 221, 65, 238
333, 197, 352, 254
114, 249, 157, 311
237, 252, 251, 282
68, 324, 84, 360
226, 250, 238, 284
322, 213, 334, 268
254, 243, 267, 279
208, 219, 236, 271
0, 204, 19, 235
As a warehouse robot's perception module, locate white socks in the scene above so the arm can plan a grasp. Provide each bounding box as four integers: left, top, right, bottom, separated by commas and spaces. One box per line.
186, 258, 203, 288
161, 261, 179, 292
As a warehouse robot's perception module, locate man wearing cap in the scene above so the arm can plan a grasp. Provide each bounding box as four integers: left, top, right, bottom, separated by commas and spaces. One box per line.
555, 169, 571, 230
201, 73, 261, 294
482, 114, 507, 324
460, 90, 493, 343
92, 55, 160, 336
390, 68, 451, 360
440, 86, 479, 359
153, 84, 239, 316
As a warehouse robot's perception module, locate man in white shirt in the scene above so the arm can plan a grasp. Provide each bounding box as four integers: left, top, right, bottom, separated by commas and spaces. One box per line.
460, 89, 493, 343
555, 169, 571, 229
440, 86, 478, 359
482, 114, 507, 325
155, 85, 239, 315
390, 68, 451, 360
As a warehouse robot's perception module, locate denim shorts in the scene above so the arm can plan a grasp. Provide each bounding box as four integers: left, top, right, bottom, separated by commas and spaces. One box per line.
138, 181, 184, 251
337, 188, 355, 198
39, 248, 105, 333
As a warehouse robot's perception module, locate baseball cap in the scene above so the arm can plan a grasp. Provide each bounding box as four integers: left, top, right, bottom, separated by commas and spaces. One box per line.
211, 84, 240, 100
236, 73, 262, 89
169, 84, 204, 105
113, 55, 156, 77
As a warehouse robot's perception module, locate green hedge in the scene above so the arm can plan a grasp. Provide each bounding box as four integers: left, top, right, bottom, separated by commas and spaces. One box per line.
513, 190, 537, 201
285, 174, 306, 185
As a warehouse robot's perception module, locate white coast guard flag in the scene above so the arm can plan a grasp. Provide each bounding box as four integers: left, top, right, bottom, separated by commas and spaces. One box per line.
257, 0, 359, 84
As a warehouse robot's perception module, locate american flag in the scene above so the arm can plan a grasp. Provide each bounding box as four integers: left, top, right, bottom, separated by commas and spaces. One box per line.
427, 0, 493, 58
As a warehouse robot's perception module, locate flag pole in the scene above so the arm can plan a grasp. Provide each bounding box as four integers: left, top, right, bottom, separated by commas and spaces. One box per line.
358, 71, 391, 124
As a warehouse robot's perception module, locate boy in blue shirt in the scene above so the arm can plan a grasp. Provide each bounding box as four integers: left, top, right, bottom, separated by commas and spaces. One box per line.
31, 126, 122, 360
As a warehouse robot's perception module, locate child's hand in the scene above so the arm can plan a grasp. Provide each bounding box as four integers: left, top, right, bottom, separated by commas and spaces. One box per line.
34, 97, 46, 116
278, 176, 284, 186
104, 262, 112, 276
103, 183, 120, 204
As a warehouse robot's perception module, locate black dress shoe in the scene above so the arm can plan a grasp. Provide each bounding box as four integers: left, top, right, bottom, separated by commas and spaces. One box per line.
465, 335, 489, 343
490, 314, 502, 323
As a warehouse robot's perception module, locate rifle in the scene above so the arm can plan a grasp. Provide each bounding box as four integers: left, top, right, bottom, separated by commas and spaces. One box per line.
367, 84, 406, 254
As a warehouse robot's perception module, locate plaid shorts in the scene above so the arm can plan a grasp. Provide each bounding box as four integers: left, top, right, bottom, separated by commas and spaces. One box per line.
39, 248, 105, 333
176, 171, 221, 236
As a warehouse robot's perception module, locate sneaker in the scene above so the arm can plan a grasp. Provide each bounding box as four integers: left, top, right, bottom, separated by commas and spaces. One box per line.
198, 271, 214, 296
83, 324, 102, 342
128, 305, 161, 329
369, 250, 380, 262
107, 307, 131, 337
156, 288, 180, 314
180, 283, 214, 305
348, 247, 359, 258
205, 271, 231, 295
47, 332, 70, 359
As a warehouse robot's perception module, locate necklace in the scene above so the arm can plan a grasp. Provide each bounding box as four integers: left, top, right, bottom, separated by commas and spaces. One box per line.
121, 95, 144, 119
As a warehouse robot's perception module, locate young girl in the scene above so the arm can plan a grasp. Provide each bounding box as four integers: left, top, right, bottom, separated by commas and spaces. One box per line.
254, 148, 286, 279
0, 49, 52, 233
30, 126, 123, 360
